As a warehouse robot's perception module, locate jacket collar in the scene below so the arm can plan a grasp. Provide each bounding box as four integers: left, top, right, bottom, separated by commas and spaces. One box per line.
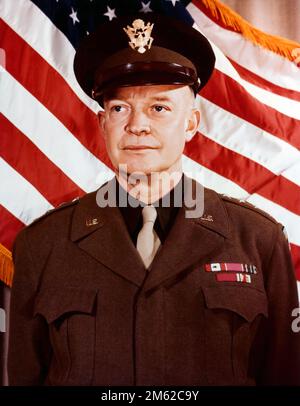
70, 175, 230, 291
117, 174, 183, 244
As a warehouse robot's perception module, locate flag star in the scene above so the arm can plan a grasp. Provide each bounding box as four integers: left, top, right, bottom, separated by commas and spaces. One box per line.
69, 7, 80, 25
140, 1, 152, 13
104, 6, 117, 21
166, 0, 180, 6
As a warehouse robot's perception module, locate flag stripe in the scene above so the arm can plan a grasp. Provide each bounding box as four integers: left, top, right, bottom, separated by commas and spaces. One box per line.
202, 70, 300, 150
0, 158, 53, 225
290, 244, 300, 280
0, 206, 24, 251
189, 1, 300, 92
0, 19, 111, 168
206, 40, 300, 121
228, 58, 300, 102
0, 70, 113, 193
182, 154, 249, 197
1, 0, 97, 111
182, 155, 300, 246
0, 114, 85, 205
185, 133, 300, 215
199, 97, 300, 186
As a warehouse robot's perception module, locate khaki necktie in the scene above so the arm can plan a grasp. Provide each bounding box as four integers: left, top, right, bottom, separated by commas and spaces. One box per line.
136, 205, 161, 269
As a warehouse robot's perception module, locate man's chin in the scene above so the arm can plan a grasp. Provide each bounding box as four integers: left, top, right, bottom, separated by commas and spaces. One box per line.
127, 168, 158, 177
116, 162, 164, 177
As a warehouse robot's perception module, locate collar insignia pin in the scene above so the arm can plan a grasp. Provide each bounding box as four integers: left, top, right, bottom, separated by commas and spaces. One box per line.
201, 214, 214, 222
86, 218, 99, 227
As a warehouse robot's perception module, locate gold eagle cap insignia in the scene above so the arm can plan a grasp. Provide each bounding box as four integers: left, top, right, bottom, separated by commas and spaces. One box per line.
123, 19, 154, 54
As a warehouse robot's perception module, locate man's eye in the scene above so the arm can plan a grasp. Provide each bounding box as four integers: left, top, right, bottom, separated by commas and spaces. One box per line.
112, 105, 124, 112
152, 105, 167, 112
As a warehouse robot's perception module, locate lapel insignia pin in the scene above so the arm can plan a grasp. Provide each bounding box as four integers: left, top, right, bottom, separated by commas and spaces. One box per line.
200, 214, 214, 222
86, 218, 99, 227
123, 19, 154, 54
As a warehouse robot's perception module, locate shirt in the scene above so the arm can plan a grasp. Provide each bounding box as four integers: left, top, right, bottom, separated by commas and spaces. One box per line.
117, 175, 184, 245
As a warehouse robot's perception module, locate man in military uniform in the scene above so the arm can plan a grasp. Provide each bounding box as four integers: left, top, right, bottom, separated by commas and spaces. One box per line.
7, 14, 300, 385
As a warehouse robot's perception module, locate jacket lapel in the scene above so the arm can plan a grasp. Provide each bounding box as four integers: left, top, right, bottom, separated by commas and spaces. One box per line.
70, 178, 147, 287
70, 176, 230, 292
142, 177, 230, 293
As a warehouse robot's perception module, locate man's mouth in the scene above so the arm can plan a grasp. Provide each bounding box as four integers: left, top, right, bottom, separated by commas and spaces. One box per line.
124, 145, 158, 150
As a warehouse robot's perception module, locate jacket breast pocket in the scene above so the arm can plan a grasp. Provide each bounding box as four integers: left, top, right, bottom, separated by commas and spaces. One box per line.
201, 285, 268, 385
34, 286, 98, 385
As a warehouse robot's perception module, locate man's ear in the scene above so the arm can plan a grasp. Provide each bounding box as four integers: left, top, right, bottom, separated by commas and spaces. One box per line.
185, 109, 201, 142
98, 110, 106, 137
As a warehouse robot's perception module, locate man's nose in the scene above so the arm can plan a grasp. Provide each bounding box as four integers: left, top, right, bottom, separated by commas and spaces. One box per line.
126, 110, 150, 135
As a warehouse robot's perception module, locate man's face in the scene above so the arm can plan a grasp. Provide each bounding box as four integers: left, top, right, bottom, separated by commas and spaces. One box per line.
98, 84, 200, 175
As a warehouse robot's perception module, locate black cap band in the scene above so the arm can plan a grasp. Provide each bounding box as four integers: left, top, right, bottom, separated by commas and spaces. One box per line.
92, 61, 199, 99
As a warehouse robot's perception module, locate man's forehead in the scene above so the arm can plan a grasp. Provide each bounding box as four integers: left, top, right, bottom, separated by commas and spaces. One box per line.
104, 84, 193, 101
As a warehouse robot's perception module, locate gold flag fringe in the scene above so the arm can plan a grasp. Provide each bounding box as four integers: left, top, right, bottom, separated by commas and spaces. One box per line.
201, 0, 300, 62
0, 244, 13, 287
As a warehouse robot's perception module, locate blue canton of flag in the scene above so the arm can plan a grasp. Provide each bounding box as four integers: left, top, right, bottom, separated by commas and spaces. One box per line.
31, 0, 193, 49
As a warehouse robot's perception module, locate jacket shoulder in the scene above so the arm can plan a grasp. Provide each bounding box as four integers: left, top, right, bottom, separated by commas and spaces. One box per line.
220, 194, 278, 225
27, 197, 80, 228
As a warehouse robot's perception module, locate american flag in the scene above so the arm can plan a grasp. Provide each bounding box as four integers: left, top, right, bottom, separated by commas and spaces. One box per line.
0, 0, 300, 296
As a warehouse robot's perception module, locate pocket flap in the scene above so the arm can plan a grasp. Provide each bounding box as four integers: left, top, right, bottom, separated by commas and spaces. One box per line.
34, 286, 98, 323
202, 285, 268, 322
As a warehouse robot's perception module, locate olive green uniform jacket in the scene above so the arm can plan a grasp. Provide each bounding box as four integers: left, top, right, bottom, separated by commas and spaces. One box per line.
7, 176, 300, 385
